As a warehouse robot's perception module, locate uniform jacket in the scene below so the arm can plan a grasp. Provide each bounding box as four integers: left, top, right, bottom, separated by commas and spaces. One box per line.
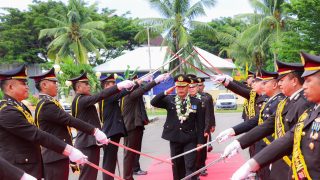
122, 81, 157, 132
226, 80, 267, 116
99, 86, 137, 138
254, 105, 320, 179
0, 156, 24, 180
151, 92, 205, 144
36, 94, 95, 163
237, 90, 313, 180
199, 92, 216, 132
0, 95, 66, 179
72, 85, 119, 148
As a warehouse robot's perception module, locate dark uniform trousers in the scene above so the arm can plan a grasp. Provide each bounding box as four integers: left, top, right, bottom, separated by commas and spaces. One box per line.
44, 159, 69, 180
78, 145, 100, 180
123, 127, 144, 180
170, 141, 197, 180
103, 134, 122, 180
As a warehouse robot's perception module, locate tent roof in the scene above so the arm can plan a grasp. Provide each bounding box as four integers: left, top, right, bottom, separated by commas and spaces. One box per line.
94, 46, 235, 73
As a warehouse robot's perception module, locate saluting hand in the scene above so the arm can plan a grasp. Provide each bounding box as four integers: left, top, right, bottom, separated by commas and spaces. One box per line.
154, 73, 170, 83
117, 80, 135, 90
165, 86, 175, 95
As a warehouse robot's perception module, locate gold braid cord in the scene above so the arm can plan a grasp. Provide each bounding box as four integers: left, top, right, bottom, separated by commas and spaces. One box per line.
243, 99, 249, 117
292, 111, 312, 180
257, 103, 272, 145
14, 105, 35, 125
248, 91, 257, 119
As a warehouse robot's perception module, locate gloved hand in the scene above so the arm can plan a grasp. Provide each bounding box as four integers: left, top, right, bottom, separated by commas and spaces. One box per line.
231, 159, 259, 180
20, 173, 37, 180
154, 73, 170, 83
216, 128, 235, 143
222, 140, 241, 158
224, 74, 233, 81
67, 145, 88, 164
94, 128, 109, 145
117, 80, 135, 90
141, 74, 153, 82
210, 75, 226, 83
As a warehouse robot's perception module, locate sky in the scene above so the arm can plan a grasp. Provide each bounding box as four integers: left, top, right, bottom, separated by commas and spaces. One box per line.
0, 0, 253, 22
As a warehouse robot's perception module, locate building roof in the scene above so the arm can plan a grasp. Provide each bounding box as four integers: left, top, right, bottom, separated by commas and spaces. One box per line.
94, 46, 235, 73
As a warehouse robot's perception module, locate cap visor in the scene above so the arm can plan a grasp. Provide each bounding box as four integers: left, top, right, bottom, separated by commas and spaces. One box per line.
302, 70, 319, 77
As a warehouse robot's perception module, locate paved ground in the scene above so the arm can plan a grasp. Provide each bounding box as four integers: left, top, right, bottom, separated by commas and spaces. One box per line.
69, 112, 249, 179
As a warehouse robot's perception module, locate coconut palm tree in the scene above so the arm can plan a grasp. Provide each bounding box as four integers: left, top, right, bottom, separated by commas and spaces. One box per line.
135, 0, 216, 73
223, 0, 287, 69
39, 0, 106, 64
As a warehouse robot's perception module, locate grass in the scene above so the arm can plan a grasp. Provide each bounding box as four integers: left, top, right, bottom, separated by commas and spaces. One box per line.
147, 105, 244, 117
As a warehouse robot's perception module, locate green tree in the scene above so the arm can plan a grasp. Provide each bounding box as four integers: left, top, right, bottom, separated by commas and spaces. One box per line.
135, 0, 216, 73
39, 0, 106, 64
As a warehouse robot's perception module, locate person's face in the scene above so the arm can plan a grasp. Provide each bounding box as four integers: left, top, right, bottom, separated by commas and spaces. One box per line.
41, 80, 58, 97
76, 81, 91, 95
263, 79, 277, 97
303, 73, 320, 103
176, 85, 189, 98
253, 80, 265, 95
188, 84, 198, 96
278, 75, 295, 96
198, 83, 204, 92
7, 79, 29, 101
104, 81, 115, 89
247, 77, 254, 87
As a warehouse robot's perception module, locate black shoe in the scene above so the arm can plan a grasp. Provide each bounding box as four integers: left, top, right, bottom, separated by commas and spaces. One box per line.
133, 170, 148, 175
200, 170, 208, 176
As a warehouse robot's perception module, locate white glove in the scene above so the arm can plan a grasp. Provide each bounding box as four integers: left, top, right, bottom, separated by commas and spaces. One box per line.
224, 74, 233, 81
141, 74, 153, 82
68, 146, 88, 164
222, 140, 241, 158
216, 128, 235, 143
231, 159, 259, 180
20, 173, 36, 180
154, 73, 169, 83
94, 128, 109, 145
117, 80, 135, 90
210, 75, 226, 83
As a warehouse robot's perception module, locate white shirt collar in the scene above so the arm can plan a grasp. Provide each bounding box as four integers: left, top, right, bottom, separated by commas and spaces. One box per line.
289, 88, 303, 101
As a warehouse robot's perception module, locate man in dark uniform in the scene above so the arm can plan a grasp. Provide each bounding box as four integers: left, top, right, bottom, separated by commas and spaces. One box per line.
219, 70, 285, 179
241, 70, 256, 121
0, 156, 36, 180
0, 65, 88, 179
228, 60, 313, 179
122, 73, 169, 180
99, 73, 140, 180
29, 68, 110, 180
69, 72, 135, 180
151, 74, 205, 180
187, 75, 215, 176
231, 52, 320, 180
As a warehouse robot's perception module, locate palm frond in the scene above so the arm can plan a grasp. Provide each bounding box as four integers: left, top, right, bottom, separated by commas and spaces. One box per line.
185, 2, 206, 20
149, 0, 174, 18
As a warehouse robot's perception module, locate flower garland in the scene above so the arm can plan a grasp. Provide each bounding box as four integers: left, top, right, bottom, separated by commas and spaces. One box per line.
175, 95, 196, 123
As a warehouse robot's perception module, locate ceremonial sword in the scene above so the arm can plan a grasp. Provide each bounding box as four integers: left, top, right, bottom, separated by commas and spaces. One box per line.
180, 155, 226, 180
85, 160, 124, 180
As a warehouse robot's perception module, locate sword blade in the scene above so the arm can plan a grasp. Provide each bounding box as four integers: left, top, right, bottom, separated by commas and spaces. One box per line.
85, 160, 124, 180
181, 156, 225, 180
109, 140, 173, 165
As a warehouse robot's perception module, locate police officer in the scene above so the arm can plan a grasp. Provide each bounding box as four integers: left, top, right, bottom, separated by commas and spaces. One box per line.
29, 68, 110, 180
0, 65, 87, 179
231, 52, 320, 180
187, 75, 214, 176
0, 156, 36, 180
69, 72, 135, 180
220, 70, 285, 179
98, 73, 140, 180
241, 70, 256, 121
228, 60, 313, 179
151, 74, 205, 180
